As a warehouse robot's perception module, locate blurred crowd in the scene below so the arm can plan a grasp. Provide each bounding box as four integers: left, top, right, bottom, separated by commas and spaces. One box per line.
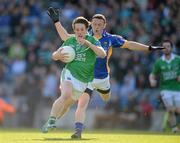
0, 0, 180, 128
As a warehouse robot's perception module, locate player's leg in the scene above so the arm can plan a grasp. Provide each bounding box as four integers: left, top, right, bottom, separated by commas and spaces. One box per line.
57, 97, 75, 119
161, 91, 178, 133
97, 88, 111, 102
71, 89, 92, 139
174, 91, 180, 132
42, 81, 73, 133
94, 76, 111, 102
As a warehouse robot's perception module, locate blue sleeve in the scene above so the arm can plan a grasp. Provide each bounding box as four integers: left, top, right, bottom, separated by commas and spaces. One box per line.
94, 41, 101, 47
111, 35, 126, 48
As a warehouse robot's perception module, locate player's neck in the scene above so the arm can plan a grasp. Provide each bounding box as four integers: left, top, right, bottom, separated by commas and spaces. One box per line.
165, 53, 171, 60
94, 33, 102, 39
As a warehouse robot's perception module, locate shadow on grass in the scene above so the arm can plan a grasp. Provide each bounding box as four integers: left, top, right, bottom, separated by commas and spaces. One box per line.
32, 137, 97, 141
88, 130, 180, 136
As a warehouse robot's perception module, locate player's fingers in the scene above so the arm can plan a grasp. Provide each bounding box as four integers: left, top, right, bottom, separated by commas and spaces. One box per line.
48, 7, 56, 15
54, 8, 60, 14
63, 55, 70, 59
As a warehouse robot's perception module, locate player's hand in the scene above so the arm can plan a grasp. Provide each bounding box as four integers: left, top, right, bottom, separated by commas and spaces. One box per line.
177, 76, 180, 82
77, 37, 92, 47
149, 46, 165, 51
150, 79, 157, 87
77, 37, 86, 45
47, 7, 59, 23
57, 48, 70, 62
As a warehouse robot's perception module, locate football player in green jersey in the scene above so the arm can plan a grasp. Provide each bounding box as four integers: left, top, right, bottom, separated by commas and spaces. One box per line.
149, 40, 180, 133
41, 16, 106, 137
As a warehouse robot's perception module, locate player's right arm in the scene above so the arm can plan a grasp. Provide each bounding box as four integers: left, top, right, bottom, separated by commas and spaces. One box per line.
149, 74, 157, 87
149, 60, 160, 87
52, 48, 69, 62
54, 22, 73, 41
47, 7, 73, 41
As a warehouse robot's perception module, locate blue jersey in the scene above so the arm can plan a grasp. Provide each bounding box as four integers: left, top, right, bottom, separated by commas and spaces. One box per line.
89, 30, 128, 79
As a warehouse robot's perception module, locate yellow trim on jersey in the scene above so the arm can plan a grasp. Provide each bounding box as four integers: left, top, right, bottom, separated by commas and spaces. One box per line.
106, 46, 113, 74
94, 35, 102, 40
120, 40, 128, 48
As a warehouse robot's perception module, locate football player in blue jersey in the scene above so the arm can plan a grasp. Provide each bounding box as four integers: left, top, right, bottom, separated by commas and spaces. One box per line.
46, 7, 164, 138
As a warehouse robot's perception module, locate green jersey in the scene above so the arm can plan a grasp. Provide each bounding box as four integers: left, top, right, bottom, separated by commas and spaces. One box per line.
152, 54, 180, 91
62, 35, 100, 83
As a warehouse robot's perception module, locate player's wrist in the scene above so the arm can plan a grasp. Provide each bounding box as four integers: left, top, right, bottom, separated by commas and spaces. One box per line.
53, 19, 59, 24
84, 40, 91, 47
148, 45, 153, 51
149, 45, 165, 51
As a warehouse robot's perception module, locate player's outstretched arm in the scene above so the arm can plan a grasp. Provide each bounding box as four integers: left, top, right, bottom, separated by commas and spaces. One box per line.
47, 7, 73, 41
125, 41, 164, 51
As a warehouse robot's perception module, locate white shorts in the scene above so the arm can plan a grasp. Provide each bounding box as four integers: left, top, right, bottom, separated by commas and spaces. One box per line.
160, 90, 180, 108
60, 68, 88, 100
87, 75, 110, 92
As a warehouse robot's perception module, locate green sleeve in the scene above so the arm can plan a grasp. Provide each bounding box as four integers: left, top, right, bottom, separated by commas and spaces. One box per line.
152, 60, 160, 75
62, 38, 70, 46
178, 56, 180, 76
88, 36, 101, 47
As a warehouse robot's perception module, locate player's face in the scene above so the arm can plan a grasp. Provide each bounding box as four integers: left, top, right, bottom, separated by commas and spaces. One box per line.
162, 42, 172, 55
91, 18, 106, 36
74, 23, 87, 38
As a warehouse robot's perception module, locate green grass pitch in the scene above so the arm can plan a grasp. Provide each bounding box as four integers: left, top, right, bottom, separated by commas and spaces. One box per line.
0, 129, 179, 143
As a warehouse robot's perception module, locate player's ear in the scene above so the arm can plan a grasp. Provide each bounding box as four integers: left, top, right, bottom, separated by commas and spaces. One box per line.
103, 22, 106, 29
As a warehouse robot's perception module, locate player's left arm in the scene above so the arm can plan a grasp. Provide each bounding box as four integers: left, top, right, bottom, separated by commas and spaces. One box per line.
178, 76, 180, 82
149, 60, 160, 87
177, 57, 180, 82
111, 35, 164, 51
124, 41, 165, 51
77, 37, 106, 58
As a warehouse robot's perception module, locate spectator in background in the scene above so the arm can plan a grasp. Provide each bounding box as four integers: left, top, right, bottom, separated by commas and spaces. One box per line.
119, 70, 136, 111
42, 65, 58, 101
0, 85, 16, 125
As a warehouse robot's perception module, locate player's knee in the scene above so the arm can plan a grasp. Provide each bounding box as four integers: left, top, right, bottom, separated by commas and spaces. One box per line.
103, 94, 111, 102
97, 88, 111, 102
84, 88, 93, 97
62, 90, 72, 100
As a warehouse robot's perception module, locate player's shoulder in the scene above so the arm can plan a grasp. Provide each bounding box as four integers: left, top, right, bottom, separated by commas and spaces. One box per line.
155, 57, 163, 64
86, 34, 97, 41
63, 36, 76, 45
103, 32, 119, 38
106, 33, 125, 41
66, 36, 76, 41
174, 54, 180, 60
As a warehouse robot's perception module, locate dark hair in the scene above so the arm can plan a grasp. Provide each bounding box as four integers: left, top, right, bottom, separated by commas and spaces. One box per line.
72, 16, 90, 29
162, 39, 173, 47
92, 14, 106, 23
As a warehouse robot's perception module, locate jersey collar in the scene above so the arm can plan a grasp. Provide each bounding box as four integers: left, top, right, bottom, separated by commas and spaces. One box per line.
162, 53, 175, 63
88, 28, 107, 40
